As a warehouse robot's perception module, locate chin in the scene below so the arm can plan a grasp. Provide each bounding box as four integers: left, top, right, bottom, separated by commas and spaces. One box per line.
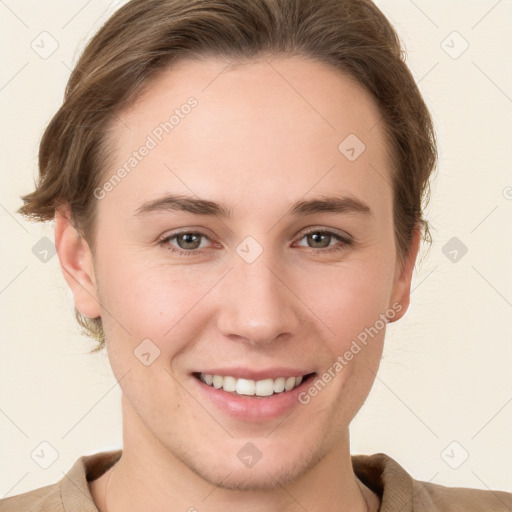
185, 437, 325, 492
198, 460, 310, 492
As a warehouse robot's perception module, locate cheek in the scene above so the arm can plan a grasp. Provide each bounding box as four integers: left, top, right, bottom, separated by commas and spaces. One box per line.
95, 253, 222, 350
303, 260, 395, 340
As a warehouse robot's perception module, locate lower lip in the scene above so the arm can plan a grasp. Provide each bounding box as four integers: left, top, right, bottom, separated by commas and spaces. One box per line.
191, 374, 316, 422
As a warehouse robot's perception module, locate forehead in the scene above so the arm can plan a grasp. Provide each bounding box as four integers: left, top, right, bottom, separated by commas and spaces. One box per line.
100, 56, 393, 216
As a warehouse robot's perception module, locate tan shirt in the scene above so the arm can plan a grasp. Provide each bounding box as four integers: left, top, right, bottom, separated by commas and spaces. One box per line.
1, 450, 511, 511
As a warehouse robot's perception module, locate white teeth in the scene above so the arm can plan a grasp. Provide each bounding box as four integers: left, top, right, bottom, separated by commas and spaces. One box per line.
223, 376, 236, 392
273, 377, 285, 393
284, 376, 296, 391
198, 373, 307, 397
255, 379, 274, 396
236, 378, 255, 395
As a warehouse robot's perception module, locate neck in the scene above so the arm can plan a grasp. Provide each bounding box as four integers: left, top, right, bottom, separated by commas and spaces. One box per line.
92, 399, 379, 512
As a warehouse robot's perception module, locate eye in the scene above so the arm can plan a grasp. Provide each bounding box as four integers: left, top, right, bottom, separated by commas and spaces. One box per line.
158, 231, 211, 256
296, 229, 352, 253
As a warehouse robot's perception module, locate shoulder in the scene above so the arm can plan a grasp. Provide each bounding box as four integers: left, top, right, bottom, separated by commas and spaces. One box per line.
414, 479, 512, 512
0, 449, 121, 512
0, 481, 63, 512
351, 452, 512, 512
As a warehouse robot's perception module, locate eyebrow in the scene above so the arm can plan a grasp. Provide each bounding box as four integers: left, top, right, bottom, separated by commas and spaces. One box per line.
134, 194, 371, 218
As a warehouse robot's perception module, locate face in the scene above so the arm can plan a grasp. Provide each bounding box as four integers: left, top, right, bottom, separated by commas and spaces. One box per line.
59, 56, 418, 490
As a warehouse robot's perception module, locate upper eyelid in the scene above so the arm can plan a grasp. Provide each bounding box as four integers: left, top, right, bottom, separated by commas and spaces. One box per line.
299, 227, 351, 239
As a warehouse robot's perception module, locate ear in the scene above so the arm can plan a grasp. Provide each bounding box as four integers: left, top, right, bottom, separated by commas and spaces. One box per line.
54, 205, 101, 319
387, 224, 422, 323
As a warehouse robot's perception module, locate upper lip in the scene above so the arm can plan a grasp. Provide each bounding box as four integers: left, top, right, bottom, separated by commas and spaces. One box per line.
193, 367, 316, 381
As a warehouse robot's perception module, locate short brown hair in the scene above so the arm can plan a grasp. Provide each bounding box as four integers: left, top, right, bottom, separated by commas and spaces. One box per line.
18, 0, 437, 352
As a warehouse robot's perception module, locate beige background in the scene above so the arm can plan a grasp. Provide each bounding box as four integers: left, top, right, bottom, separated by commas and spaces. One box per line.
1, 0, 511, 498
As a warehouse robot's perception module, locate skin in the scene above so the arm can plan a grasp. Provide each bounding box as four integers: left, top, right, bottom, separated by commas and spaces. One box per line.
55, 55, 420, 512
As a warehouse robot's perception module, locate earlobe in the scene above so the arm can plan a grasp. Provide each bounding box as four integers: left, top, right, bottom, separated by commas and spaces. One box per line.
54, 205, 101, 319
388, 225, 422, 323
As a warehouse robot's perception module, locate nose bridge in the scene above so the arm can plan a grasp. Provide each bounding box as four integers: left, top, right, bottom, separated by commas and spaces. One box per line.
216, 244, 299, 345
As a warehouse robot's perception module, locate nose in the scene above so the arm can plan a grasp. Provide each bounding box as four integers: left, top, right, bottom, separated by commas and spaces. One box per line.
215, 248, 301, 346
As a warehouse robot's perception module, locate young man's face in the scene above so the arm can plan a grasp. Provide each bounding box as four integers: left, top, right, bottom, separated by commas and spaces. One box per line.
60, 56, 417, 489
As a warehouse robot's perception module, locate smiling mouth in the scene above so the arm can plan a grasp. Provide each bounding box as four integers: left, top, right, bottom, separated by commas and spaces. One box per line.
192, 372, 316, 397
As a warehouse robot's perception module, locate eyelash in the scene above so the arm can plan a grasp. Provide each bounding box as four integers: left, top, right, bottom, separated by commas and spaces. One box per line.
158, 228, 352, 257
